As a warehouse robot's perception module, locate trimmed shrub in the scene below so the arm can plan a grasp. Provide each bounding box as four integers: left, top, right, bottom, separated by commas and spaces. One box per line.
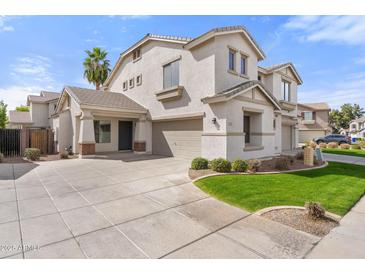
210, 158, 231, 173
360, 140, 365, 149
247, 159, 261, 173
327, 142, 338, 149
351, 144, 361, 150
295, 150, 304, 160
0, 152, 3, 163
274, 157, 290, 170
24, 148, 41, 161
305, 202, 325, 219
191, 157, 209, 170
319, 142, 327, 148
340, 143, 350, 150
231, 159, 248, 172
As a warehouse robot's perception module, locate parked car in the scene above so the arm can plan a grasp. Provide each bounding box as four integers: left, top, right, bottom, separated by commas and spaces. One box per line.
314, 134, 351, 144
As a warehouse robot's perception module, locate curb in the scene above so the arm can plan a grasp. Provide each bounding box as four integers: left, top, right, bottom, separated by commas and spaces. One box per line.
254, 205, 342, 222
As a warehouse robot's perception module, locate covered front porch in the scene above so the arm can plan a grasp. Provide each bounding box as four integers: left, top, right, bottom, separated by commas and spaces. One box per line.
77, 108, 151, 157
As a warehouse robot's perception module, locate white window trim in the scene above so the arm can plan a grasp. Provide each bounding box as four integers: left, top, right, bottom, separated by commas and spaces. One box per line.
123, 80, 128, 91
240, 53, 248, 76
303, 111, 313, 121
136, 74, 142, 86
129, 78, 135, 89
228, 48, 236, 72
281, 79, 291, 102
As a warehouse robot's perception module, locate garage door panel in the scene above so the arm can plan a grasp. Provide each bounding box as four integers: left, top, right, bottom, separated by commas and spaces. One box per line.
299, 130, 325, 143
152, 119, 202, 159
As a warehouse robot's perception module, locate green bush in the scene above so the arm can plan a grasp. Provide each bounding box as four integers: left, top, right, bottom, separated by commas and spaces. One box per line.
210, 158, 231, 173
231, 159, 248, 172
247, 159, 261, 172
0, 152, 4, 163
191, 157, 209, 170
351, 144, 361, 150
24, 148, 41, 161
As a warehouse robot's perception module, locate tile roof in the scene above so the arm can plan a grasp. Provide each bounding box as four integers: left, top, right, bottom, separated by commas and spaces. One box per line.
27, 91, 60, 104
65, 86, 147, 112
147, 33, 192, 42
299, 102, 330, 110
184, 25, 265, 59
203, 80, 281, 109
8, 111, 32, 124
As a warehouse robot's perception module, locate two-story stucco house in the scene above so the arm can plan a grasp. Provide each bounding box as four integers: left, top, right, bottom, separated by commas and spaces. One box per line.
349, 116, 365, 139
53, 26, 303, 160
297, 102, 331, 143
8, 91, 60, 129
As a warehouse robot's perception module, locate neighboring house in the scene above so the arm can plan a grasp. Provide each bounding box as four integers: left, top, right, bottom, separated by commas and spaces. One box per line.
53, 25, 303, 159
297, 102, 331, 143
8, 91, 60, 129
349, 116, 365, 139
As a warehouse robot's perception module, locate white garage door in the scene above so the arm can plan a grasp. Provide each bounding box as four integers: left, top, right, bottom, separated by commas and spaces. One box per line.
282, 125, 292, 150
299, 130, 326, 143
152, 119, 202, 159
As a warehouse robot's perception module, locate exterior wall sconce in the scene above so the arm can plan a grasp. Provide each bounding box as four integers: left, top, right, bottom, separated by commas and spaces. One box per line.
212, 117, 217, 124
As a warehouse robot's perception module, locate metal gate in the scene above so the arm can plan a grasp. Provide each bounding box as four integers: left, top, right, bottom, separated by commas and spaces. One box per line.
0, 129, 21, 156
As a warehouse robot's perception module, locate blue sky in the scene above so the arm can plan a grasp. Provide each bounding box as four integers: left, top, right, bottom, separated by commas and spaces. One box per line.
0, 15, 365, 111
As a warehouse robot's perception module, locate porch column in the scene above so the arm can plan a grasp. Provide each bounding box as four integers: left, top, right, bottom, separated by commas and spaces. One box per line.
134, 115, 149, 153
78, 110, 96, 157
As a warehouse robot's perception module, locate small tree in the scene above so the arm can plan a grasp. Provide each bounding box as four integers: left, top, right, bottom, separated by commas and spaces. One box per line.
15, 105, 29, 112
83, 47, 111, 90
0, 100, 8, 128
329, 103, 364, 133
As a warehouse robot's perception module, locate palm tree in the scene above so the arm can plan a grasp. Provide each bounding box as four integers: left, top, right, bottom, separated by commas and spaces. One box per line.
83, 47, 111, 90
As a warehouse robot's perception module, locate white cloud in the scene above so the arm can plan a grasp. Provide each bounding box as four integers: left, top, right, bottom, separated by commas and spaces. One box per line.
119, 15, 151, 21
0, 85, 42, 111
299, 74, 365, 109
10, 55, 55, 84
0, 16, 14, 32
284, 16, 365, 46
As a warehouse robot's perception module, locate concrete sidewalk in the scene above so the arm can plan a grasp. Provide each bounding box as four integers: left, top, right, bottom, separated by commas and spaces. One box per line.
307, 195, 365, 258
307, 153, 365, 258
323, 153, 365, 166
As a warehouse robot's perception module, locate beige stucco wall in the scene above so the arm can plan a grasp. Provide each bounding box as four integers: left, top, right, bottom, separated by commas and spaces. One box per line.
107, 40, 215, 119
214, 33, 258, 92
30, 102, 49, 128
298, 105, 330, 130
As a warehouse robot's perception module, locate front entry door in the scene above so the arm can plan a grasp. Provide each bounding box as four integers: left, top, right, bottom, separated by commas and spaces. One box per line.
118, 121, 133, 150
244, 116, 250, 143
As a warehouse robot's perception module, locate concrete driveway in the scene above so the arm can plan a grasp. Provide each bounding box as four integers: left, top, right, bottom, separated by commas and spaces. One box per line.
0, 153, 319, 259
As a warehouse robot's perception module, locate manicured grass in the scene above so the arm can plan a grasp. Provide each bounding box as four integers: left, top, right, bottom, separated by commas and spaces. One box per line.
322, 148, 365, 158
195, 162, 365, 216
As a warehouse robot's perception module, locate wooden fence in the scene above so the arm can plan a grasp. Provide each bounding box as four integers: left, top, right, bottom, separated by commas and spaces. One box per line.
0, 129, 21, 156
0, 128, 55, 157
27, 128, 55, 155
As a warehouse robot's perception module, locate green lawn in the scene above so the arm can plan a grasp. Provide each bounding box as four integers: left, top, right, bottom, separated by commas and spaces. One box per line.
195, 162, 365, 216
322, 148, 365, 158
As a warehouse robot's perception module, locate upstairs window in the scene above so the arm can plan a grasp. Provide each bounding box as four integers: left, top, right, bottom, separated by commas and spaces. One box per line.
133, 49, 141, 61
240, 54, 247, 75
163, 59, 180, 89
228, 49, 236, 71
281, 80, 290, 101
136, 74, 142, 86
258, 75, 262, 81
129, 78, 134, 89
303, 111, 313, 120
123, 81, 128, 91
